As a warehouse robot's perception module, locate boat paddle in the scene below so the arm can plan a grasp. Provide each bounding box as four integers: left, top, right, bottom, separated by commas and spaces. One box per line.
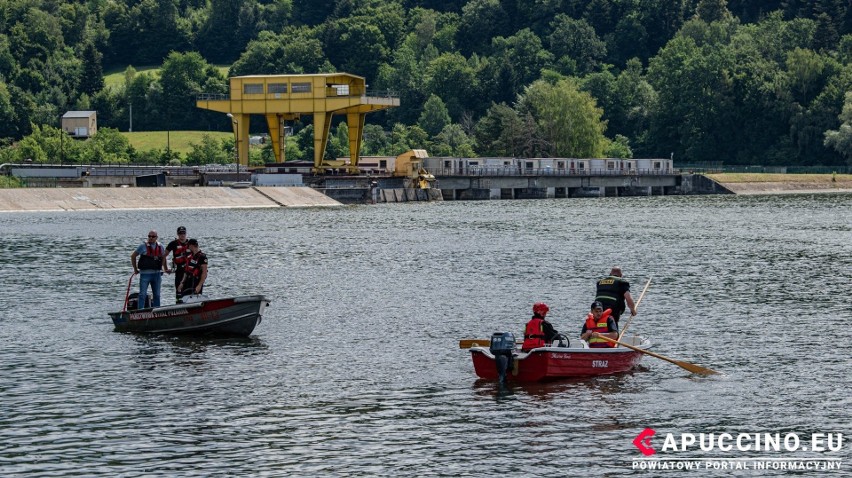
458, 338, 522, 349
595, 335, 719, 375
617, 276, 652, 342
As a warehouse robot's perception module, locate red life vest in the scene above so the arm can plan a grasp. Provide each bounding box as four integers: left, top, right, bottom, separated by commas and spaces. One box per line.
137, 242, 164, 270
172, 240, 191, 266
522, 317, 546, 350
585, 309, 615, 348
184, 251, 205, 278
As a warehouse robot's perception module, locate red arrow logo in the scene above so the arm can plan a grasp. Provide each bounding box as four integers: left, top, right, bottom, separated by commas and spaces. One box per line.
633, 428, 656, 456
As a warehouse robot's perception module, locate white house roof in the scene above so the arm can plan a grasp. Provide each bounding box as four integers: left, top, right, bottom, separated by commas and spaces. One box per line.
62, 111, 96, 118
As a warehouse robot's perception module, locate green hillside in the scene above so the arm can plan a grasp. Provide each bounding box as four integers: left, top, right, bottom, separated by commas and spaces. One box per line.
104, 65, 231, 90
122, 131, 232, 155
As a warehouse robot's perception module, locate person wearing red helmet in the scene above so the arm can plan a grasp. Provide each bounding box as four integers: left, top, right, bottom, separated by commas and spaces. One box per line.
521, 302, 560, 351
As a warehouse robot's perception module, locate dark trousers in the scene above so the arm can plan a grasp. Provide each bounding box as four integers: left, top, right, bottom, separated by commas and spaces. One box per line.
180, 275, 203, 297
173, 267, 185, 300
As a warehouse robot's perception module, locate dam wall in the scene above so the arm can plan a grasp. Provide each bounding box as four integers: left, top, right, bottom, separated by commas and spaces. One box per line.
0, 187, 342, 212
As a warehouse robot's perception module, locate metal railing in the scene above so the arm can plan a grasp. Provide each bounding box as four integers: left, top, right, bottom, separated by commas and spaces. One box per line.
423, 167, 676, 177
196, 89, 399, 102
196, 93, 230, 101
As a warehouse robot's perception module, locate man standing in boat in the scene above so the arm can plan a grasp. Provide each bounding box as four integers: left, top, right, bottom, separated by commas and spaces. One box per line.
581, 301, 618, 347
130, 230, 167, 308
179, 238, 208, 298
165, 226, 191, 303
594, 266, 636, 325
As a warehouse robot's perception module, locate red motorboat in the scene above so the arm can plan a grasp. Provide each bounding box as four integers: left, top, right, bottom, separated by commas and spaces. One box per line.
468, 334, 653, 382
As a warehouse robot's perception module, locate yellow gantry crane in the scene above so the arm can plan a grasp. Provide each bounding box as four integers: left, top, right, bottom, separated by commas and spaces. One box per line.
196, 73, 399, 173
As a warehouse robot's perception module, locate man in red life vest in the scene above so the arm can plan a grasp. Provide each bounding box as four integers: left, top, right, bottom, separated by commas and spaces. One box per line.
178, 238, 208, 298
165, 226, 191, 303
130, 230, 167, 308
522, 302, 559, 351
581, 301, 619, 348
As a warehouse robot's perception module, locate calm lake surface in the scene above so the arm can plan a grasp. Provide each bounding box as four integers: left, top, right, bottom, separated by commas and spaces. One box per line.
1, 194, 850, 477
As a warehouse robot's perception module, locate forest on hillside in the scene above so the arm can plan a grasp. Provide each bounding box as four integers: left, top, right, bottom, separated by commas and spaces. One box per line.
0, 0, 850, 166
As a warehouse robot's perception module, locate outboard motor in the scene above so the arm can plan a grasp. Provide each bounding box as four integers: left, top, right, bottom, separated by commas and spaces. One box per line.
127, 292, 151, 311
490, 332, 516, 386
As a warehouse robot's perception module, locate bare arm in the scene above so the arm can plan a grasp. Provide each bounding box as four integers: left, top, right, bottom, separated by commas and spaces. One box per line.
130, 251, 139, 274
195, 265, 208, 293
625, 291, 636, 316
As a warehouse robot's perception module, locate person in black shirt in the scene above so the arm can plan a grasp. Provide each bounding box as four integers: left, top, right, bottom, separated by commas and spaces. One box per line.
165, 226, 191, 303
178, 238, 208, 298
594, 266, 636, 325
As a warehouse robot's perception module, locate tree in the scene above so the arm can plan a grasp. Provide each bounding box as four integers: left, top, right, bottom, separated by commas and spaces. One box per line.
386, 123, 429, 155
231, 29, 334, 76
185, 134, 232, 165
361, 123, 389, 155
15, 124, 82, 163
646, 33, 736, 162
423, 52, 478, 120
517, 78, 607, 158
695, 0, 732, 23
322, 18, 388, 80
484, 29, 553, 103
430, 123, 476, 157
82, 127, 135, 164
824, 92, 852, 164
79, 41, 104, 96
0, 81, 19, 139
196, 0, 255, 62
324, 122, 350, 160
547, 15, 607, 75
456, 0, 509, 55
603, 134, 633, 158
786, 48, 827, 105
418, 94, 451, 136
474, 102, 525, 157
158, 52, 225, 130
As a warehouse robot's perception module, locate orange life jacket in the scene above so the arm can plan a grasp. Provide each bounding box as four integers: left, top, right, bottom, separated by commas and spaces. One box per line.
585, 309, 615, 348
172, 240, 191, 266
137, 242, 164, 270
184, 251, 205, 278
522, 317, 546, 350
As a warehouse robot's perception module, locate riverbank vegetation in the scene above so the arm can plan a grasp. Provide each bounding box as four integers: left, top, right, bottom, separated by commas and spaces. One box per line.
0, 0, 850, 168
0, 176, 21, 188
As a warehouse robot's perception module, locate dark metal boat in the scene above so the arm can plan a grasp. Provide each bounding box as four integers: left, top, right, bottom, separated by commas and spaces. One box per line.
108, 295, 270, 337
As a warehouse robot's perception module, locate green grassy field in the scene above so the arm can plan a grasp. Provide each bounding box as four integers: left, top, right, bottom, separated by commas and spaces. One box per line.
104, 65, 231, 90
123, 131, 233, 154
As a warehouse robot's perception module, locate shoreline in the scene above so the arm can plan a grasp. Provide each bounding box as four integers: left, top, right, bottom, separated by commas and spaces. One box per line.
0, 186, 343, 212
1, 181, 851, 212
715, 182, 852, 195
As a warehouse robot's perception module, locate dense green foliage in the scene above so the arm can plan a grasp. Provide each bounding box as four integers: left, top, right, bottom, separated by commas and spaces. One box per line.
0, 0, 850, 166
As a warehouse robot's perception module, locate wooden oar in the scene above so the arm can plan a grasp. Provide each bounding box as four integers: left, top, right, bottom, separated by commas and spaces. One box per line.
459, 338, 513, 349
596, 335, 719, 375
618, 276, 652, 341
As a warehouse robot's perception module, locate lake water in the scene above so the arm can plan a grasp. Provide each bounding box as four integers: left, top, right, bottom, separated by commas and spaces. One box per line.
1, 194, 850, 476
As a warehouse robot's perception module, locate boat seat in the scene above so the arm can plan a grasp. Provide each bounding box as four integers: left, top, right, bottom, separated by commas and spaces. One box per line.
181, 294, 208, 304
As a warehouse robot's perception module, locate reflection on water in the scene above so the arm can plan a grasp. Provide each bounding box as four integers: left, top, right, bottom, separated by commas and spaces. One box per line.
1, 195, 851, 476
